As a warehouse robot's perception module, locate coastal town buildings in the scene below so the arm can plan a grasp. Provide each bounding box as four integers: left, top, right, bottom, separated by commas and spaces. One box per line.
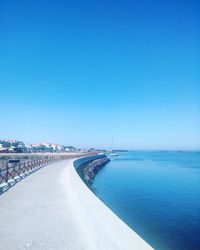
0, 139, 79, 153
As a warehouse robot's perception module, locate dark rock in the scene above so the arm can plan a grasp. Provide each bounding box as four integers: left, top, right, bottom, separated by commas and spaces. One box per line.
83, 157, 110, 186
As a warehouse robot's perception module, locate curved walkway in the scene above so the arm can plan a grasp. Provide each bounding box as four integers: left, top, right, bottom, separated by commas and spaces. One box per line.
0, 158, 153, 250
0, 160, 87, 250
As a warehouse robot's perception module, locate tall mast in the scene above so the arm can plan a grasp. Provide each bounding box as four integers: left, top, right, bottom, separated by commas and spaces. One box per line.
110, 137, 114, 153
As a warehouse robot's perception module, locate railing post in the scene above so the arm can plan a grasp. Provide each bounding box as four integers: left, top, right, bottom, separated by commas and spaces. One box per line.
5, 161, 9, 183
33, 160, 36, 170
28, 161, 30, 172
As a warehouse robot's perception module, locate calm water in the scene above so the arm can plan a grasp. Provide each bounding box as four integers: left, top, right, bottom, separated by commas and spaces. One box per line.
92, 151, 200, 250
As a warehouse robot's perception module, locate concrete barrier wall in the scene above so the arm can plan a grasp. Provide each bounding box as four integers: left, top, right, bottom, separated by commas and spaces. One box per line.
62, 156, 154, 250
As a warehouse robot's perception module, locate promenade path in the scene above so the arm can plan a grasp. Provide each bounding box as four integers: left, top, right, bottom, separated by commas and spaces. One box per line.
0, 160, 88, 250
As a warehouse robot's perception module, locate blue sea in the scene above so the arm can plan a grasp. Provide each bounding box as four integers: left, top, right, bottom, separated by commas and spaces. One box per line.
92, 151, 200, 250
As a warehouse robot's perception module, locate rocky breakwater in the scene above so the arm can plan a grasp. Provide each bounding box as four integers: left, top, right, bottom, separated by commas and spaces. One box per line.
82, 156, 110, 186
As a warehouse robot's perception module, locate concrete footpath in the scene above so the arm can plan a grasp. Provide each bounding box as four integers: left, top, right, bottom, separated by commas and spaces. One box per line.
0, 160, 87, 250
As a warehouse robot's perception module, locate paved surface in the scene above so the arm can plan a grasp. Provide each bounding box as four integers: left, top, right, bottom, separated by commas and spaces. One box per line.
0, 160, 87, 250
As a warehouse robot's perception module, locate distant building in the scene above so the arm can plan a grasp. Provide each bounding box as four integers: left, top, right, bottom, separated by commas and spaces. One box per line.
62, 146, 77, 152
89, 148, 96, 152
0, 139, 80, 154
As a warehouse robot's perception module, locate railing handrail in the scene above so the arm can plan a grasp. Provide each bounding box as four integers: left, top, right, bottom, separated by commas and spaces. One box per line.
0, 153, 96, 187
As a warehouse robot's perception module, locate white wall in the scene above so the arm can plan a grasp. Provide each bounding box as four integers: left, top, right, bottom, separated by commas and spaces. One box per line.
61, 156, 154, 250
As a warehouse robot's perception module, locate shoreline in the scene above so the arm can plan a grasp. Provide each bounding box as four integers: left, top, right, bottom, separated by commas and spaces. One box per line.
62, 155, 154, 249
76, 154, 110, 186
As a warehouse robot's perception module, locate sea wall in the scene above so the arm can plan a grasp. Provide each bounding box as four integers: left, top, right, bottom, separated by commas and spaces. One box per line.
61, 155, 154, 250
75, 155, 110, 186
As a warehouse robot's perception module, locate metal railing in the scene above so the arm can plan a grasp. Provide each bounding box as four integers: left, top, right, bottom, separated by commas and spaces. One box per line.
0, 153, 97, 195
0, 156, 69, 186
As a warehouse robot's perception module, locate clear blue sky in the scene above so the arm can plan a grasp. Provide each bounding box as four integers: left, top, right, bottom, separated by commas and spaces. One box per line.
0, 0, 199, 150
